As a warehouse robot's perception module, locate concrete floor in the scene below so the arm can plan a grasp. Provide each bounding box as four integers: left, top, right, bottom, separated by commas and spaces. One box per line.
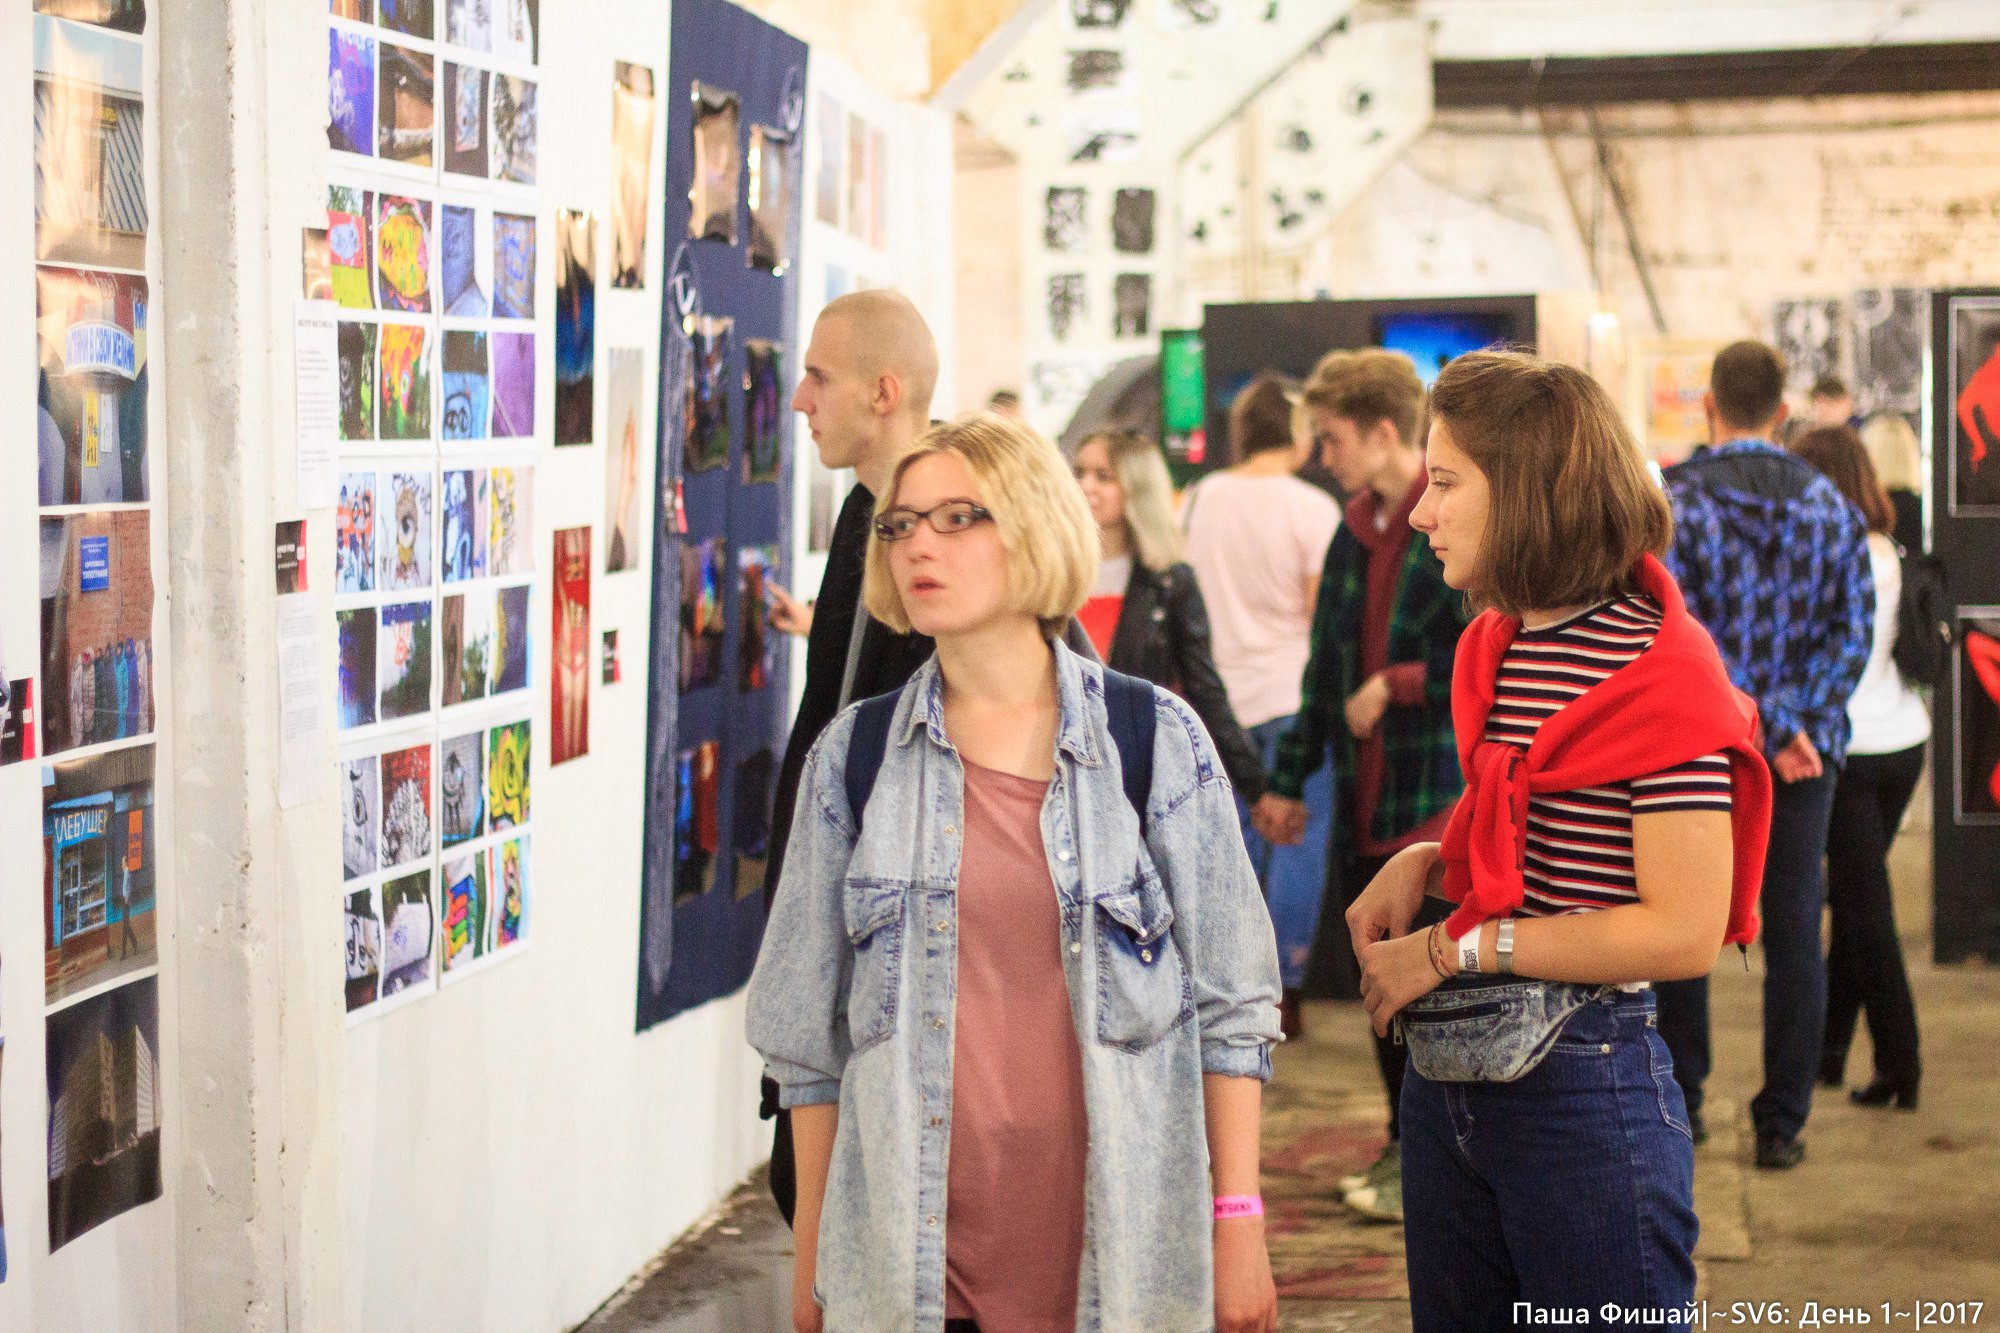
577, 820, 2000, 1332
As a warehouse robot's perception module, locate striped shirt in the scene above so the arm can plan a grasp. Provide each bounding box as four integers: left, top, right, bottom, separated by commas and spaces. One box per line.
1485, 595, 1734, 918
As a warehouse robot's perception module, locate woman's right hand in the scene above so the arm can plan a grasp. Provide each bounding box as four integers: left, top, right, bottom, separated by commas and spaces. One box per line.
1345, 842, 1439, 954
792, 1269, 823, 1333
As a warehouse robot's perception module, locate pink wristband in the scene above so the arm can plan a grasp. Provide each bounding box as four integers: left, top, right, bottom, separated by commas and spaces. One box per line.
1213, 1195, 1264, 1221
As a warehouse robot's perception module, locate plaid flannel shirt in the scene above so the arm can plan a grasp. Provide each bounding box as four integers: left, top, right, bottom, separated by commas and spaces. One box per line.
1663, 439, 1875, 766
1271, 522, 1465, 862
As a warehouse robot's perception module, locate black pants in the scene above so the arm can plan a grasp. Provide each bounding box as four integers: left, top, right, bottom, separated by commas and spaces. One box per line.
1822, 744, 1926, 1086
1346, 853, 1410, 1142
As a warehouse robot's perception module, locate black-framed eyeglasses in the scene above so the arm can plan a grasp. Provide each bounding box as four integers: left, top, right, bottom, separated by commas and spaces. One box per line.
873, 501, 993, 542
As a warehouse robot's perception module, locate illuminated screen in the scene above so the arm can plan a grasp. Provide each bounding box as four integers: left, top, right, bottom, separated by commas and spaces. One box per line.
1374, 311, 1514, 388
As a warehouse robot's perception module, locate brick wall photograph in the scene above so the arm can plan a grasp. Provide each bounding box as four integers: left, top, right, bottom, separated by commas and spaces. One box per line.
38, 509, 155, 755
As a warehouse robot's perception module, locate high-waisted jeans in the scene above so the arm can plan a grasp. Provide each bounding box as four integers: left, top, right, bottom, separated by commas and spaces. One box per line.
1400, 988, 1698, 1332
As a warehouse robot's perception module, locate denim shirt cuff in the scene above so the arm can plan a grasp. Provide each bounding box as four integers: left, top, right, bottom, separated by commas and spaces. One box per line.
776, 1078, 843, 1109
1201, 1042, 1275, 1083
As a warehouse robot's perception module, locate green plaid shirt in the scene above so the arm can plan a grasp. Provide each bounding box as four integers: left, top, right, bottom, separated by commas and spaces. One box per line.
1270, 521, 1466, 862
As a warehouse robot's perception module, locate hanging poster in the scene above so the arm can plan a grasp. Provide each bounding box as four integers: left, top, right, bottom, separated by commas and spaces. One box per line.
743, 340, 782, 484
34, 0, 146, 35
493, 210, 537, 319
601, 630, 621, 684
685, 314, 732, 472
35, 14, 148, 268
610, 62, 658, 289
552, 527, 591, 764
678, 537, 725, 694
378, 870, 435, 995
377, 44, 435, 166
1948, 299, 2000, 514
490, 331, 535, 436
1772, 298, 1842, 398
438, 202, 491, 316
492, 835, 528, 949
39, 512, 154, 756
746, 125, 793, 273
36, 266, 151, 506
490, 74, 538, 184
1962, 622, 2000, 822
488, 719, 531, 828
43, 744, 157, 1005
605, 347, 645, 571
443, 63, 490, 178
737, 545, 777, 692
341, 754, 380, 879
345, 888, 381, 1012
689, 83, 742, 244
47, 976, 162, 1251
441, 330, 490, 439
554, 209, 596, 444
328, 186, 374, 309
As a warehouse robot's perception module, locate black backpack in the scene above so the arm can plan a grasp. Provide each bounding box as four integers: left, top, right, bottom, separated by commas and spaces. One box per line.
843, 668, 1158, 835
1892, 545, 1952, 687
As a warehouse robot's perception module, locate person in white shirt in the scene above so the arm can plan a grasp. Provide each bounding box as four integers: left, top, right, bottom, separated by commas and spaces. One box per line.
1183, 374, 1342, 1035
1789, 425, 1931, 1111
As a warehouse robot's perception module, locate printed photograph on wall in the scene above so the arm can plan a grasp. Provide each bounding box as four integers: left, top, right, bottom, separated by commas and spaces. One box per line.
36, 266, 150, 506
439, 730, 485, 847
34, 0, 146, 35
1114, 272, 1151, 338
338, 321, 377, 439
328, 186, 374, 308
446, 0, 490, 51
604, 347, 645, 572
46, 976, 161, 1252
441, 591, 492, 705
844, 115, 870, 243
336, 471, 376, 593
2, 676, 38, 768
331, 0, 365, 22
733, 748, 774, 896
1949, 299, 2000, 514
377, 0, 433, 40
490, 74, 538, 184
492, 0, 537, 63
742, 340, 782, 485
1161, 0, 1224, 29
379, 470, 434, 592
336, 609, 377, 729
1112, 187, 1155, 254
600, 629, 620, 684
441, 330, 490, 440
1961, 618, 2000, 821
493, 584, 530, 693
867, 126, 887, 250
493, 210, 537, 319
1849, 286, 1925, 425
672, 740, 720, 900
440, 467, 486, 583
376, 601, 433, 722
689, 82, 741, 244
1771, 298, 1842, 399
377, 323, 433, 440
813, 92, 843, 228
1066, 104, 1139, 164
374, 195, 433, 313
35, 14, 148, 268
380, 741, 433, 868
1047, 273, 1086, 342
746, 125, 793, 273
552, 527, 591, 765
1044, 186, 1086, 253
1069, 0, 1132, 29
487, 466, 532, 575
441, 853, 488, 972
376, 44, 435, 166
42, 743, 157, 1005
490, 330, 535, 436
685, 314, 732, 472
554, 209, 596, 443
488, 719, 531, 829
378, 870, 434, 995
492, 835, 527, 949
341, 754, 380, 880
344, 888, 381, 1013
303, 226, 333, 300
38, 511, 155, 756
443, 63, 490, 178
438, 202, 490, 316
737, 545, 777, 692
678, 537, 726, 695
610, 62, 657, 290
1066, 47, 1126, 95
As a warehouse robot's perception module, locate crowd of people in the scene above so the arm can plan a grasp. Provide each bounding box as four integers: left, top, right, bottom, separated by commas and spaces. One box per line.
741, 290, 1934, 1332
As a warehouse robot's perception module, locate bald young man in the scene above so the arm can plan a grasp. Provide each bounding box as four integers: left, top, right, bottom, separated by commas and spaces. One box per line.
759, 290, 942, 1225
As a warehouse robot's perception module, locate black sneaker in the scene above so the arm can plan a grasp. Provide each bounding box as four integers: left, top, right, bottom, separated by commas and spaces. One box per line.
1754, 1134, 1805, 1170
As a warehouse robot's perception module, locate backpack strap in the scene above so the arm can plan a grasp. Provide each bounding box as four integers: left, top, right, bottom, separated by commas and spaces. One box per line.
841, 690, 902, 833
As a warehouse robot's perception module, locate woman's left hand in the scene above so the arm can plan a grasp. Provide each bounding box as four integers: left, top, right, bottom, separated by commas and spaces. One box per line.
1213, 1216, 1279, 1332
1358, 927, 1447, 1038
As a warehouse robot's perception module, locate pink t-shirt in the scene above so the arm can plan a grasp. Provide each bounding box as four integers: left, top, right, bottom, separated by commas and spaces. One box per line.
1183, 472, 1341, 728
944, 760, 1086, 1332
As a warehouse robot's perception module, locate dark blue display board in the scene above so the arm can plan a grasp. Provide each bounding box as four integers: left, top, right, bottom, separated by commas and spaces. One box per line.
637, 0, 805, 1029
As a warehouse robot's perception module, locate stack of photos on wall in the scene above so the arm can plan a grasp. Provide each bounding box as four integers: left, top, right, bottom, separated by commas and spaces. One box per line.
22, 0, 166, 1260
330, 0, 543, 1021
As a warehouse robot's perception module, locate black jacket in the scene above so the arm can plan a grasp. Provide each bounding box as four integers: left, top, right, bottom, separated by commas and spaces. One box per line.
1105, 561, 1267, 802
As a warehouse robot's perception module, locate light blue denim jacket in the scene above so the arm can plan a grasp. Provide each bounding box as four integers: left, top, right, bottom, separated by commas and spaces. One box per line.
746, 642, 1282, 1332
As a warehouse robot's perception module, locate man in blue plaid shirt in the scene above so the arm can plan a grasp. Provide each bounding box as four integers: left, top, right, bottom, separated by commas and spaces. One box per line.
1656, 341, 1874, 1171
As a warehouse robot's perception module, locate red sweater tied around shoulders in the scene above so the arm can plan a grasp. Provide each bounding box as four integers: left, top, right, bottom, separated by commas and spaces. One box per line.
1439, 554, 1772, 946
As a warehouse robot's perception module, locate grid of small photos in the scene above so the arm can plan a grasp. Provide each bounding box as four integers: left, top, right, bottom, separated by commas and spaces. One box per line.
26, 0, 169, 1259
328, 0, 541, 1022
1039, 183, 1158, 345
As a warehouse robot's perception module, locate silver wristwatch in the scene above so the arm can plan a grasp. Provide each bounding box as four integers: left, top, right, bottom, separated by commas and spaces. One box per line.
1495, 920, 1516, 975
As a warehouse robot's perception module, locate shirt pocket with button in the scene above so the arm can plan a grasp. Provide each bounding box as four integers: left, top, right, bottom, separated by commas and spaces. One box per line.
1092, 865, 1194, 1052
842, 878, 908, 1054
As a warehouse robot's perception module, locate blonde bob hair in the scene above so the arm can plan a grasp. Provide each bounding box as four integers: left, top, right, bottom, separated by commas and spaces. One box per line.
863, 413, 1099, 639
1859, 412, 1922, 492
1078, 430, 1185, 573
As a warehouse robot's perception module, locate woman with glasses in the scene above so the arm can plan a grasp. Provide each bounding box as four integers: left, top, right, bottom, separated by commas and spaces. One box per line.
748, 414, 1283, 1333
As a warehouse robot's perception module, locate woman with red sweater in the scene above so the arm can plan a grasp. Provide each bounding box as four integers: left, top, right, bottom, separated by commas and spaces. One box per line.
1346, 351, 1774, 1331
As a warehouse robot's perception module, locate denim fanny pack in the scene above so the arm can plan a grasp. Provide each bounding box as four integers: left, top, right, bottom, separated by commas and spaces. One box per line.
1396, 975, 1616, 1083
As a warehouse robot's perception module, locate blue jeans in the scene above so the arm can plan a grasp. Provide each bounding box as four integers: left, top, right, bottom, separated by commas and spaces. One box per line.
1235, 715, 1334, 990
1401, 990, 1698, 1332
1656, 767, 1838, 1142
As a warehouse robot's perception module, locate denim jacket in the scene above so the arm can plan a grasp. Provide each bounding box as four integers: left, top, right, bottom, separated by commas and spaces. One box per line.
746, 641, 1282, 1332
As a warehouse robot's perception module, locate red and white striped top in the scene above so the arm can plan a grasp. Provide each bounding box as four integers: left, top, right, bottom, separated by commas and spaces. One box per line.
1484, 595, 1735, 918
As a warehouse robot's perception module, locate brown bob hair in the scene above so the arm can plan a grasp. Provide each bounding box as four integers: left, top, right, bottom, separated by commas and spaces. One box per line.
1428, 351, 1673, 618
1301, 348, 1425, 448
1789, 425, 1894, 535
1228, 372, 1297, 461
